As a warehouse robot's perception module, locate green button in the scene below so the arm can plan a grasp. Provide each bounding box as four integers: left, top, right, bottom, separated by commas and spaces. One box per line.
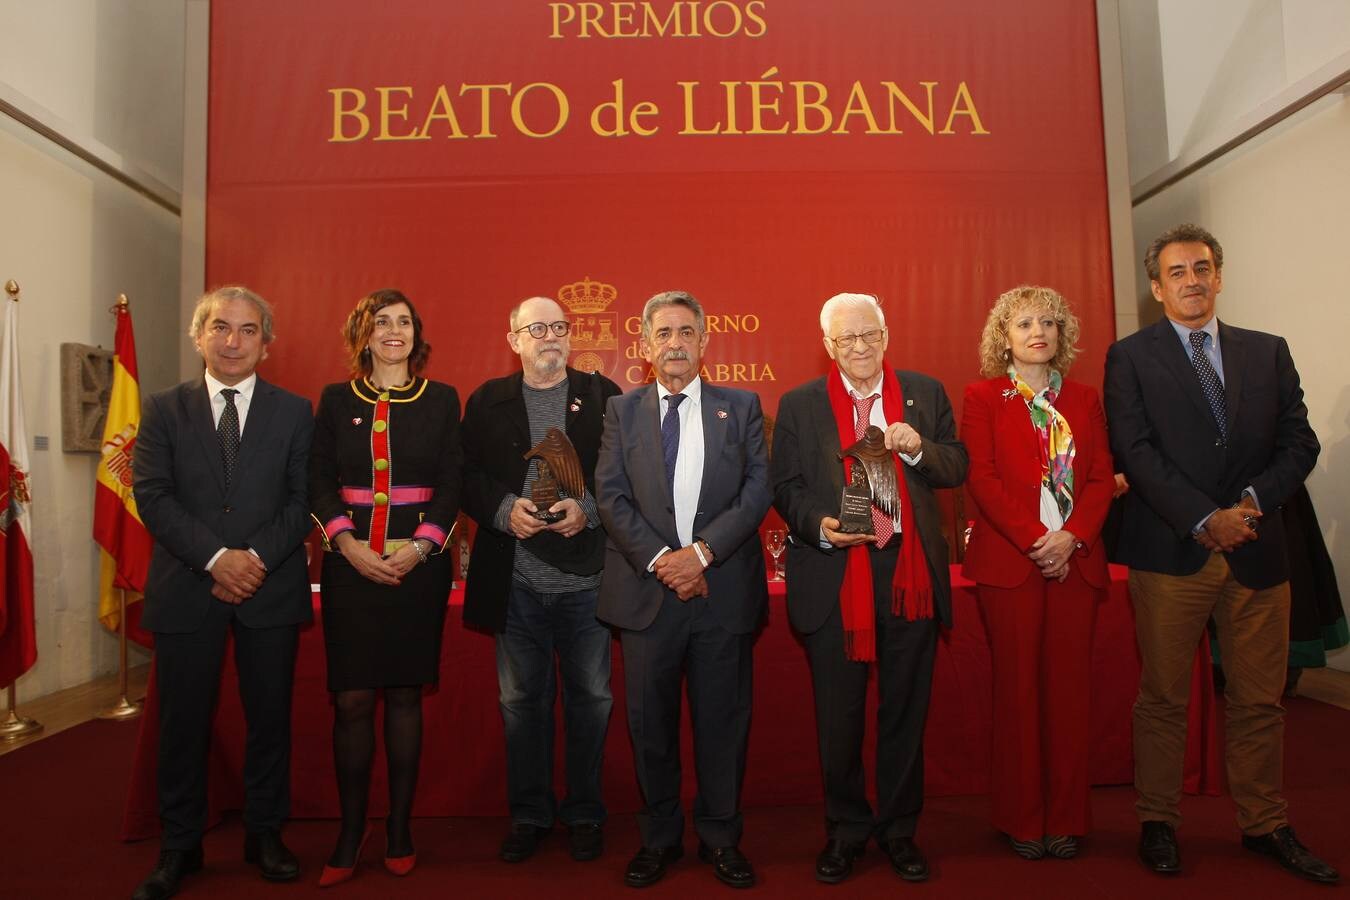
373, 420, 387, 433
374, 458, 389, 471
373, 492, 389, 506
379, 392, 391, 402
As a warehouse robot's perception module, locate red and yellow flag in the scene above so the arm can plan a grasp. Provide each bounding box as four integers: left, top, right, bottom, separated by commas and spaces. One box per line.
94, 300, 153, 643
0, 294, 37, 687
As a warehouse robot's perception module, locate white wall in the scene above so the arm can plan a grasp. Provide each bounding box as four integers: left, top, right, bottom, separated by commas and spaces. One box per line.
1121, 1, 1350, 670
0, 1, 185, 700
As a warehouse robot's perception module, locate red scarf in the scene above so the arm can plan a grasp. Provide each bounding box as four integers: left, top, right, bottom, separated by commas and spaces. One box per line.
827, 366, 933, 661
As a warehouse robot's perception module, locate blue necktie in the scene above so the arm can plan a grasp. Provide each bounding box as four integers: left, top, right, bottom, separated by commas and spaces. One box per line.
1188, 331, 1227, 439
662, 393, 685, 492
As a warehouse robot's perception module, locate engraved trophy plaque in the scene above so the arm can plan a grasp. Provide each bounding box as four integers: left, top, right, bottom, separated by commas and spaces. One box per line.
524, 427, 585, 523
837, 425, 899, 535
837, 463, 876, 535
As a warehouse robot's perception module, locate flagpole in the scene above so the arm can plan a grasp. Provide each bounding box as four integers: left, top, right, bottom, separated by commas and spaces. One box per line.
0, 282, 42, 742
97, 294, 142, 721
0, 682, 42, 741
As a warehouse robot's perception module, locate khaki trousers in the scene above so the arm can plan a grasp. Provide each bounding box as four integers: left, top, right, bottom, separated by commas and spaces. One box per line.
1130, 553, 1290, 835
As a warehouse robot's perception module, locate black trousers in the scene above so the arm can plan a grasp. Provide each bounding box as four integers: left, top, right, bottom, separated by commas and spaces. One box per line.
620, 590, 754, 849
802, 542, 938, 843
154, 599, 299, 850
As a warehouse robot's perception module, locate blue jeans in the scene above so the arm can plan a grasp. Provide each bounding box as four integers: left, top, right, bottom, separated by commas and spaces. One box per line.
497, 582, 613, 827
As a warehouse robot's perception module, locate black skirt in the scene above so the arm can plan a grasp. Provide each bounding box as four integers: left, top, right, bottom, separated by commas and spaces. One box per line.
320, 551, 453, 691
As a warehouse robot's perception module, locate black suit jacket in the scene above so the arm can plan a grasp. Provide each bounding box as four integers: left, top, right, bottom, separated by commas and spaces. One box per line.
1104, 317, 1319, 588
595, 381, 772, 635
460, 367, 622, 633
134, 376, 315, 633
770, 371, 969, 632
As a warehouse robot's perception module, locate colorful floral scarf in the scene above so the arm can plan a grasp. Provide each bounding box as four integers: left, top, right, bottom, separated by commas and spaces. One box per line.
1010, 366, 1075, 522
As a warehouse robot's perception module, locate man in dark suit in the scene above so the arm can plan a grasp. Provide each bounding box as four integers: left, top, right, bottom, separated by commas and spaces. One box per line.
1105, 224, 1336, 884
461, 294, 622, 864
596, 290, 771, 889
131, 286, 314, 900
770, 292, 967, 884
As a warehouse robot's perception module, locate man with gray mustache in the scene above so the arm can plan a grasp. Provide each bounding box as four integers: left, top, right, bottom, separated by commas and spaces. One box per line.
596, 290, 772, 889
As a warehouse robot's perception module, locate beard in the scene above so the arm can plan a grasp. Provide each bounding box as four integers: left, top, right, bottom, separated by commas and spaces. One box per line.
531, 346, 565, 377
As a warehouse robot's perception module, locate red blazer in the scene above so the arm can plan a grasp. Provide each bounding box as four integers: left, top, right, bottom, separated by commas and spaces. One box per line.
960, 376, 1115, 589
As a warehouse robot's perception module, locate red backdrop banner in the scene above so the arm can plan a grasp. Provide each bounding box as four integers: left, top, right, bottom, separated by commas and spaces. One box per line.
206, 0, 1114, 412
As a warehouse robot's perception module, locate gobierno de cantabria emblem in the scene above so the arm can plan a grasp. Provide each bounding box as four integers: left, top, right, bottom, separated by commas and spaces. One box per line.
557, 277, 618, 376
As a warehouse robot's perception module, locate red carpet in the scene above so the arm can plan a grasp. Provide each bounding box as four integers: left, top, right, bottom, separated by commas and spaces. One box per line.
2, 697, 1348, 898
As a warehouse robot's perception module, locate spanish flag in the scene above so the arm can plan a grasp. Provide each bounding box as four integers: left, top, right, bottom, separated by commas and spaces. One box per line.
0, 292, 37, 687
94, 299, 153, 644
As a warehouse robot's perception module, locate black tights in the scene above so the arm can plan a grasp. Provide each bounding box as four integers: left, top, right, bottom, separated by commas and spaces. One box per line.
329, 686, 423, 865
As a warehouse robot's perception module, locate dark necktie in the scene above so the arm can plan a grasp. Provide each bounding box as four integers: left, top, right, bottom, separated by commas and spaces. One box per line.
851, 393, 896, 545
218, 388, 241, 484
1188, 331, 1227, 439
662, 393, 685, 493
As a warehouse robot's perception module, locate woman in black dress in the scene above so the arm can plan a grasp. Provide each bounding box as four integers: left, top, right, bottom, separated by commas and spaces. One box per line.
309, 289, 461, 885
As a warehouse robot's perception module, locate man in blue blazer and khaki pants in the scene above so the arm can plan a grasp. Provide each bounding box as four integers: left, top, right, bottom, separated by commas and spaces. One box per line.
131, 286, 314, 899
596, 290, 771, 889
1105, 224, 1336, 884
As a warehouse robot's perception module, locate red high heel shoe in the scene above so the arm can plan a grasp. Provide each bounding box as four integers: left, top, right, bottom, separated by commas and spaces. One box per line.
319, 824, 373, 888
384, 852, 417, 876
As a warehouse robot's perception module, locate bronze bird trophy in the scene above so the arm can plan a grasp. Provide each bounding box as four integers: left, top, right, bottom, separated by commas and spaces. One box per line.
837, 425, 900, 534
523, 427, 585, 523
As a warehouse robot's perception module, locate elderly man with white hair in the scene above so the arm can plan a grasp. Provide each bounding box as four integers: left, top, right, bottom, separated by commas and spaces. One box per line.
770, 292, 967, 884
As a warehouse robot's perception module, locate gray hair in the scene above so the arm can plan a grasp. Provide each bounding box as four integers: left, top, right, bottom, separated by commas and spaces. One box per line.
508, 296, 558, 331
1143, 224, 1224, 282
819, 292, 886, 335
641, 290, 705, 338
189, 285, 276, 344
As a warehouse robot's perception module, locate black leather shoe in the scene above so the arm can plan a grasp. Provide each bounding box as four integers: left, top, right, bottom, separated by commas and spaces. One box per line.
131, 847, 203, 900
568, 823, 604, 862
1242, 825, 1339, 884
1138, 821, 1181, 875
815, 838, 865, 884
624, 845, 684, 888
698, 843, 756, 889
244, 830, 300, 882
500, 823, 551, 863
879, 835, 928, 882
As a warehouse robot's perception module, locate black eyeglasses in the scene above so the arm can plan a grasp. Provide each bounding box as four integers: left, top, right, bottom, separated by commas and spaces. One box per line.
514, 321, 570, 339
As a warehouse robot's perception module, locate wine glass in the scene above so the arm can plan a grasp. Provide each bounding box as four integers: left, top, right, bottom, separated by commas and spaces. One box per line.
766, 529, 786, 581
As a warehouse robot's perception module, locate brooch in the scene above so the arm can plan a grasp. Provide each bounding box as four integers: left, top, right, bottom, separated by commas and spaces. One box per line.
352, 417, 364, 425
716, 409, 728, 419
1001, 388, 1018, 401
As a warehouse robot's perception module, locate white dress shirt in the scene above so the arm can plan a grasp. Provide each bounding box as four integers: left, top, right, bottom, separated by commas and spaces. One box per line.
203, 370, 258, 571
647, 377, 706, 570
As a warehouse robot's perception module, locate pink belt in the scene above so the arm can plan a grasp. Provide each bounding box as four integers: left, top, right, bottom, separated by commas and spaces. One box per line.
340, 485, 434, 506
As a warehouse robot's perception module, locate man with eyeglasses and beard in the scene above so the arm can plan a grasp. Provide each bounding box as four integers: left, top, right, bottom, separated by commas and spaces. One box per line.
461, 296, 622, 864
769, 292, 967, 885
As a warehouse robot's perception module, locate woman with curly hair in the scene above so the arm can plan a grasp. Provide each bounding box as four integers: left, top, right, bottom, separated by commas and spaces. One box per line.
961, 285, 1117, 860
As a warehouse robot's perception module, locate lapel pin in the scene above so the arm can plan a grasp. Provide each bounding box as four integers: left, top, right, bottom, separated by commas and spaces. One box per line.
716, 409, 728, 419
906, 399, 914, 406
570, 398, 582, 412
352, 417, 363, 425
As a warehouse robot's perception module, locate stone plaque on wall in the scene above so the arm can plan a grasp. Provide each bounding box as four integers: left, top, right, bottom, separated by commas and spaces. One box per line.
60, 343, 113, 453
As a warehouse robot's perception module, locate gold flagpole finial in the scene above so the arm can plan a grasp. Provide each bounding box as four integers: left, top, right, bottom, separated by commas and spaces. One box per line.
4, 280, 17, 302
116, 293, 129, 308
